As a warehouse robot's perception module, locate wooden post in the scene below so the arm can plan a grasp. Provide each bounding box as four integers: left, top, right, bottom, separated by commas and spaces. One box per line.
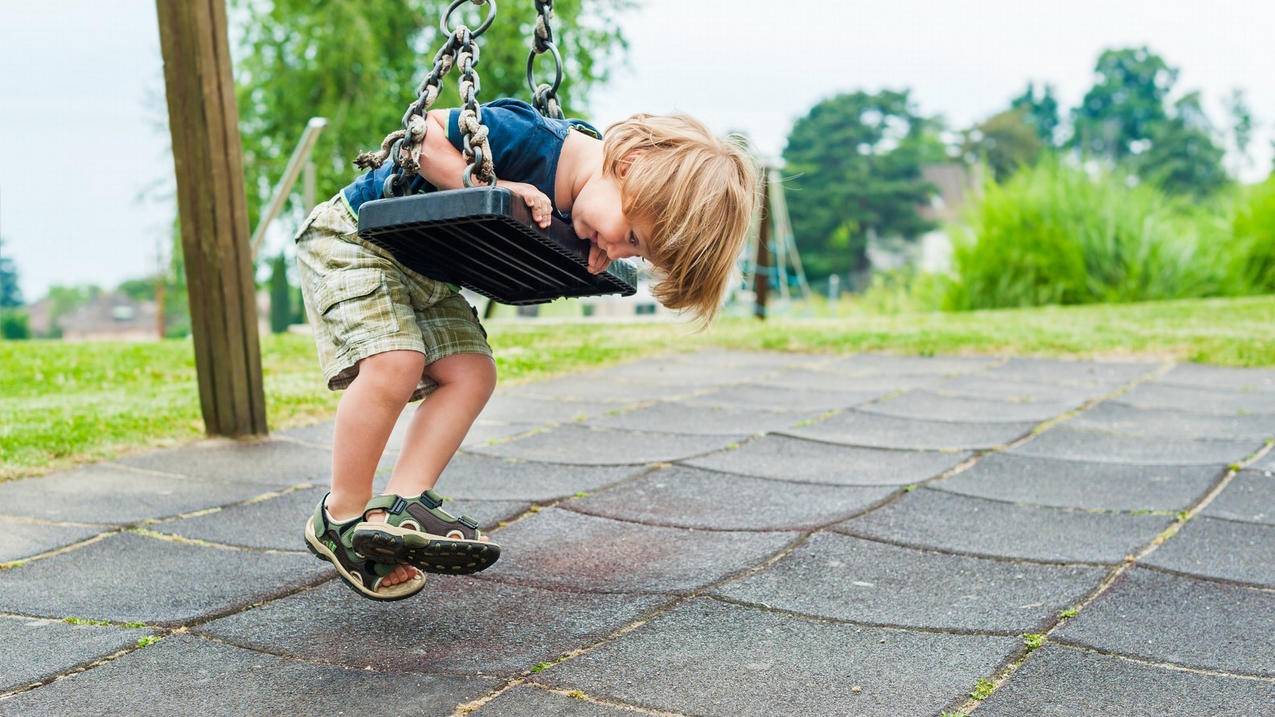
752, 169, 772, 320
156, 0, 267, 436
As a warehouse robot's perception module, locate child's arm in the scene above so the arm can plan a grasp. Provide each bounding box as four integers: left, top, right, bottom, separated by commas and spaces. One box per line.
419, 110, 552, 229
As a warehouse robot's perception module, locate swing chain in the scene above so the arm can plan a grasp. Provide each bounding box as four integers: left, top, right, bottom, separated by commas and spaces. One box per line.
526, 0, 564, 119
457, 23, 496, 187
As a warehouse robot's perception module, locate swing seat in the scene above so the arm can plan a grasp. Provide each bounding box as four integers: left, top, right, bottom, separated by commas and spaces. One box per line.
357, 187, 637, 305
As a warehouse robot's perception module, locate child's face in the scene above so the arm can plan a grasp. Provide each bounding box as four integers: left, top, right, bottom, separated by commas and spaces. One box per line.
571, 172, 652, 263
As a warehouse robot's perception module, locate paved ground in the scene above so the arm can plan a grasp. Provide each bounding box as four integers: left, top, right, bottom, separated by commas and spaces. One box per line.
1, 349, 1273, 716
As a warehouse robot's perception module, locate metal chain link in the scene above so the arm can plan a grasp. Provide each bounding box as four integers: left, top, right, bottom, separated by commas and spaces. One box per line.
525, 0, 564, 119
456, 22, 496, 186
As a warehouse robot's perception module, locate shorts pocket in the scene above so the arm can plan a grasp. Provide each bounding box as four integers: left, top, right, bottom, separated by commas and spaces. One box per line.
313, 268, 399, 346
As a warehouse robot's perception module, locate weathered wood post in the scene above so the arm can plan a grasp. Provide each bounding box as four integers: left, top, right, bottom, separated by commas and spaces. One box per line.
156, 0, 267, 436
752, 169, 772, 320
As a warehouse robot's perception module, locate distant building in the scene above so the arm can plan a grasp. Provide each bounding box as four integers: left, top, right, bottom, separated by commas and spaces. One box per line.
58, 293, 159, 341
866, 162, 982, 275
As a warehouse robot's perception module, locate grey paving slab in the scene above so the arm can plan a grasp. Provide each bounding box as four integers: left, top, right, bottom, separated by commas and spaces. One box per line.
475, 686, 639, 716
565, 466, 894, 530
836, 488, 1171, 563
197, 577, 665, 676
1142, 517, 1275, 586
714, 532, 1104, 632
982, 357, 1156, 387
1055, 567, 1275, 675
468, 424, 741, 465
1012, 426, 1261, 465
1159, 363, 1275, 393
480, 508, 794, 593
976, 644, 1275, 717
1203, 469, 1275, 524
154, 485, 527, 551
584, 401, 813, 435
0, 615, 151, 693
275, 410, 412, 450
534, 597, 1017, 717
934, 453, 1221, 511
683, 382, 885, 412
824, 353, 1000, 376
0, 465, 285, 526
477, 394, 614, 424
752, 367, 946, 393
0, 633, 492, 716
862, 390, 1077, 423
781, 410, 1035, 450
1252, 451, 1275, 472
0, 532, 328, 626
503, 375, 687, 403
1118, 382, 1275, 415
0, 517, 104, 562
1073, 401, 1275, 439
683, 435, 969, 486
116, 439, 330, 487
593, 359, 778, 387
931, 375, 1102, 404
426, 453, 642, 501
662, 348, 829, 370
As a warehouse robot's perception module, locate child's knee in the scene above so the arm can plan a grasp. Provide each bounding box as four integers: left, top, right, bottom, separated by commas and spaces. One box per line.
429, 353, 497, 401
355, 350, 425, 400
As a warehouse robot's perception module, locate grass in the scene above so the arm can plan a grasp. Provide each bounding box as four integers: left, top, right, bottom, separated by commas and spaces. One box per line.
2, 293, 1274, 481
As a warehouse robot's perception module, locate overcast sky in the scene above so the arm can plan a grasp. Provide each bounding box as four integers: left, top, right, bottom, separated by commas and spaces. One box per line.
2, 0, 1272, 301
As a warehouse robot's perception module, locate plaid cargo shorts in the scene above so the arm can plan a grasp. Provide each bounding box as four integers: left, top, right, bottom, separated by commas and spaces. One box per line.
294, 194, 493, 402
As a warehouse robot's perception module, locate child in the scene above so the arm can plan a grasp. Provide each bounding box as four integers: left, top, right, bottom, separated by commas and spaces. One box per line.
299, 98, 756, 600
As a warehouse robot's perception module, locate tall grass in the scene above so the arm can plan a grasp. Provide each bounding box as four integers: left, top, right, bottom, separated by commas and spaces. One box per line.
944, 159, 1236, 310
1231, 177, 1275, 293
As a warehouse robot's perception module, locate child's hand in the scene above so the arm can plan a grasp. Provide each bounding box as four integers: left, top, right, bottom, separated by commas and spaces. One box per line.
497, 180, 553, 229
588, 241, 612, 274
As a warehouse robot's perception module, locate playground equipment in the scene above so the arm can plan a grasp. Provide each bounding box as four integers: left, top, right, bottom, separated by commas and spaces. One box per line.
355, 0, 637, 305
736, 164, 810, 318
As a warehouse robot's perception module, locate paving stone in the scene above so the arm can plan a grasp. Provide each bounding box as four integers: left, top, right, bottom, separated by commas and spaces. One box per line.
566, 466, 894, 530
1202, 469, 1275, 524
1251, 451, 1275, 472
0, 464, 286, 526
752, 367, 947, 393
116, 439, 330, 487
714, 532, 1104, 632
862, 390, 1077, 423
1055, 567, 1275, 675
1012, 426, 1262, 465
836, 488, 1171, 563
478, 394, 615, 424
461, 421, 542, 447
931, 375, 1101, 404
475, 686, 639, 716
1073, 402, 1275, 439
480, 508, 794, 593
0, 633, 492, 716
1159, 363, 1275, 393
425, 453, 642, 501
683, 435, 968, 486
535, 597, 1018, 717
154, 486, 528, 551
823, 354, 1000, 376
0, 532, 329, 626
0, 517, 104, 562
584, 401, 813, 435
976, 643, 1275, 717
197, 577, 665, 676
468, 424, 741, 465
934, 453, 1220, 511
781, 410, 1035, 450
663, 348, 828, 370
594, 359, 778, 388
683, 383, 885, 412
1142, 517, 1275, 587
1118, 382, 1275, 415
983, 357, 1155, 387
504, 375, 688, 403
0, 615, 151, 693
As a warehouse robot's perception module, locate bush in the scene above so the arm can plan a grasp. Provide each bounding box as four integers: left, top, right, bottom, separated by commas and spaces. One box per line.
1, 309, 31, 340
945, 159, 1230, 310
1231, 177, 1275, 294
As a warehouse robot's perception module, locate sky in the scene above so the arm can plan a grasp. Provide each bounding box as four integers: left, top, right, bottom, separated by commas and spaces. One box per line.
2, 0, 1273, 301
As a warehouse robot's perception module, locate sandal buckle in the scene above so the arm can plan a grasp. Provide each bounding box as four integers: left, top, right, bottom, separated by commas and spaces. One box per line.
388, 497, 408, 515
420, 491, 443, 509
458, 515, 479, 530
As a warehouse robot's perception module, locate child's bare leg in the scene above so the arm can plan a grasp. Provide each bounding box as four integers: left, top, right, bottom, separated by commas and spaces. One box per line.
326, 349, 425, 587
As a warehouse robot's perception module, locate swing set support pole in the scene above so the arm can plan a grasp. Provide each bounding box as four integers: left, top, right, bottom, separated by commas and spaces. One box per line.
156, 0, 267, 437
752, 167, 772, 320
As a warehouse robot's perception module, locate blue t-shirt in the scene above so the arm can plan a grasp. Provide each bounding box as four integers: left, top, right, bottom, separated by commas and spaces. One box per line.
341, 99, 600, 218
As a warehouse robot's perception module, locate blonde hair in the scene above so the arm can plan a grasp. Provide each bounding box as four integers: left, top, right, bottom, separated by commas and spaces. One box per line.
603, 113, 758, 327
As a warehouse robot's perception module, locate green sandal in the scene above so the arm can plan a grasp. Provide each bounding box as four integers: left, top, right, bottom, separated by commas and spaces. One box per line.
303, 492, 425, 601
351, 490, 501, 575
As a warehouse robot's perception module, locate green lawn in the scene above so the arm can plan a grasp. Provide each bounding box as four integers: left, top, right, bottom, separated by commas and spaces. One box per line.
3, 294, 1273, 481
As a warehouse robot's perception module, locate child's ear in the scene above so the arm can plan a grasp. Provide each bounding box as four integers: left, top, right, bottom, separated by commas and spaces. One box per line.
615, 151, 641, 179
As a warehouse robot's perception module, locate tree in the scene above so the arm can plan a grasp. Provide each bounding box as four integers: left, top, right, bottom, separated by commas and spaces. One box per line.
233, 0, 632, 226
1224, 88, 1254, 177
269, 252, 292, 334
782, 90, 940, 279
1072, 47, 1177, 160
1010, 82, 1060, 146
0, 237, 21, 309
1134, 92, 1228, 197
962, 109, 1043, 182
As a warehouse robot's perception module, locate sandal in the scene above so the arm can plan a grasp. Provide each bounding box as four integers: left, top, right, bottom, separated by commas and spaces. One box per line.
303, 492, 425, 601
351, 490, 501, 575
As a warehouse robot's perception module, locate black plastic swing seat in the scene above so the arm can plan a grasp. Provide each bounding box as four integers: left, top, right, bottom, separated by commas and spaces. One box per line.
357, 187, 637, 305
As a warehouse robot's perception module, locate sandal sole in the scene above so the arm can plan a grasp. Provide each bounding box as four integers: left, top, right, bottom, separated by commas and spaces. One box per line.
304, 517, 424, 602
351, 524, 501, 575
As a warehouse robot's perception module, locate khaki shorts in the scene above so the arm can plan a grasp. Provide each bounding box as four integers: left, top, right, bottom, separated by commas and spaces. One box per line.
294, 194, 493, 402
